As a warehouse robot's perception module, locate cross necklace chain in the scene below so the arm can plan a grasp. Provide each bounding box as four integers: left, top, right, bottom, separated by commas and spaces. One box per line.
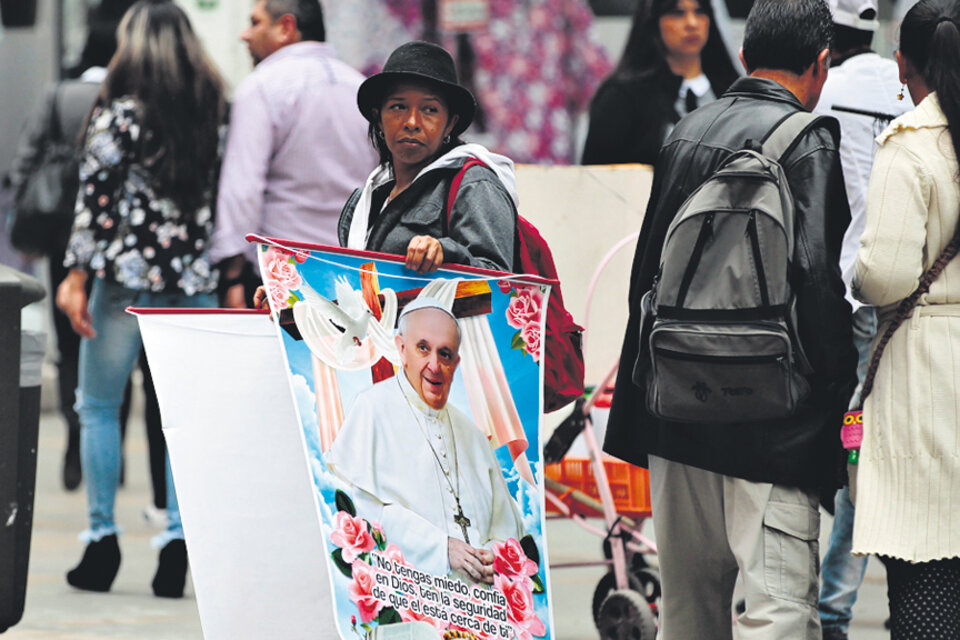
398, 378, 472, 544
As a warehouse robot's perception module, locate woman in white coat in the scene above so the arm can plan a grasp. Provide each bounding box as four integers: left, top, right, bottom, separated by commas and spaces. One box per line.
852, 0, 960, 636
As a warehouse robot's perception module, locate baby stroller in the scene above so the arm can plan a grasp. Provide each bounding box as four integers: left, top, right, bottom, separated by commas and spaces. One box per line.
543, 233, 660, 640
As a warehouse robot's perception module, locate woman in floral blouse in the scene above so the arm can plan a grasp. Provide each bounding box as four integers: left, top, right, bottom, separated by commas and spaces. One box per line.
55, 0, 226, 598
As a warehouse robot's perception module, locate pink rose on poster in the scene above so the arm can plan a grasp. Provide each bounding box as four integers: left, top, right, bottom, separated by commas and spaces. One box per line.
330, 512, 376, 563
521, 323, 542, 363
263, 247, 303, 289
496, 574, 546, 640
349, 560, 384, 623
267, 282, 291, 311
385, 543, 406, 566
493, 538, 538, 583
506, 287, 543, 329
369, 520, 386, 548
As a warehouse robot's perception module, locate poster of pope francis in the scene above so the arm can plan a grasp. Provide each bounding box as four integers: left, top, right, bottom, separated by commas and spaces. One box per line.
256, 239, 555, 640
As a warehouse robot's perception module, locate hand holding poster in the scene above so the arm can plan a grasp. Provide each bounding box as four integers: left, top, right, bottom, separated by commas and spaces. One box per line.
255, 238, 555, 640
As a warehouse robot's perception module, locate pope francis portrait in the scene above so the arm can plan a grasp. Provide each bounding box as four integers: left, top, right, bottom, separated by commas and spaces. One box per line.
325, 298, 525, 584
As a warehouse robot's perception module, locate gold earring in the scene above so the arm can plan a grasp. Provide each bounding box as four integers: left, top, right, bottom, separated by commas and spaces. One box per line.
897, 84, 906, 101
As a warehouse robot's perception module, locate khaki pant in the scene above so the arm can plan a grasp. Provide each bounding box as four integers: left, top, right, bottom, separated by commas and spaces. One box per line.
648, 456, 822, 640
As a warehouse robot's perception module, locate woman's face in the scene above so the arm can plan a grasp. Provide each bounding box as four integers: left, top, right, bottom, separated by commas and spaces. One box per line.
378, 81, 459, 177
659, 0, 710, 60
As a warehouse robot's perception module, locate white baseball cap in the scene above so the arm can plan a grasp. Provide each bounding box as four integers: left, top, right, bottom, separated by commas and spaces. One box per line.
829, 0, 880, 32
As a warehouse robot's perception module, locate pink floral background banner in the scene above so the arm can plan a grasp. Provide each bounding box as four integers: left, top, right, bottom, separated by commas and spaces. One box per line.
325, 0, 611, 164
257, 242, 555, 640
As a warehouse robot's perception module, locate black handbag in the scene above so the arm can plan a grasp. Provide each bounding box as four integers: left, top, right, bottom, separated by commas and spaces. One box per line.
10, 86, 79, 255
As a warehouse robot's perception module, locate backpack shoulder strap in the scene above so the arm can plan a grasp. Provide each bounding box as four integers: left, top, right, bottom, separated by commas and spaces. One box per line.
444, 157, 489, 229
760, 111, 834, 162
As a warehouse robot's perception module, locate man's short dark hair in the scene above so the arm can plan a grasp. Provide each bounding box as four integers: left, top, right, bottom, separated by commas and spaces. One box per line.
742, 0, 833, 75
833, 24, 874, 56
264, 0, 325, 42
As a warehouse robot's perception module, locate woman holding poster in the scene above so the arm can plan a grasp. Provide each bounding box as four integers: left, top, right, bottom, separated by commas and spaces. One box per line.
338, 40, 519, 274
248, 41, 552, 636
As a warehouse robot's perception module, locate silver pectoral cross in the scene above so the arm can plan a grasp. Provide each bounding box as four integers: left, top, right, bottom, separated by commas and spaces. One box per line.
454, 498, 471, 545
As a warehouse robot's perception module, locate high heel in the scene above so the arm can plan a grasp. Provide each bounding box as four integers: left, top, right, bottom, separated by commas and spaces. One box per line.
151, 539, 187, 598
66, 534, 121, 592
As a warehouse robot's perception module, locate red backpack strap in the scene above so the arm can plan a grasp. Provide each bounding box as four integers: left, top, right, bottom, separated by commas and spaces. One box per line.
445, 158, 489, 229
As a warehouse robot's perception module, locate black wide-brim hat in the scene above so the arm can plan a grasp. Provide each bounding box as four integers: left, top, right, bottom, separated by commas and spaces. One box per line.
357, 41, 476, 138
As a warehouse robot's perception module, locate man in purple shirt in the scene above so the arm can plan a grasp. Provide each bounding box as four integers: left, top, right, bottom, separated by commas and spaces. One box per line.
212, 0, 377, 308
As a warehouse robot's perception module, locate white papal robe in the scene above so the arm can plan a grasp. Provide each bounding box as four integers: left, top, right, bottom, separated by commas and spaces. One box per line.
324, 373, 525, 579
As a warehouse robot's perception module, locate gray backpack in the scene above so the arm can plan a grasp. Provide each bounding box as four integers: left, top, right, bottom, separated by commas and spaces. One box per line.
639, 112, 823, 423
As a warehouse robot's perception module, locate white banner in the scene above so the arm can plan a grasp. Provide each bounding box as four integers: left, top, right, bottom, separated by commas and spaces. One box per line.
134, 310, 336, 640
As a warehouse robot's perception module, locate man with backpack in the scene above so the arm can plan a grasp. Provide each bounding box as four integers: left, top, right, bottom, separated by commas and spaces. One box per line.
604, 0, 857, 637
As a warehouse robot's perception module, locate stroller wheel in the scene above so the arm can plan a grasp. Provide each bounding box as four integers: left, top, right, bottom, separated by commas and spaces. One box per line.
597, 589, 657, 640
592, 570, 643, 626
632, 567, 662, 614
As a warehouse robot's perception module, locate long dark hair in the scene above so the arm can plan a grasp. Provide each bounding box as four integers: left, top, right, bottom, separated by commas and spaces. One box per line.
99, 0, 226, 216
900, 0, 960, 163
613, 0, 738, 88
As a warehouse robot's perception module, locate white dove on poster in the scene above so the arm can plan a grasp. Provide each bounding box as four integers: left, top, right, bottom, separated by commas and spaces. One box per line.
298, 277, 374, 361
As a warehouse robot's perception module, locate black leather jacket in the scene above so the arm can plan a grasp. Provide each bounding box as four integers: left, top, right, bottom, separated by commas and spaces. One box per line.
604, 77, 858, 491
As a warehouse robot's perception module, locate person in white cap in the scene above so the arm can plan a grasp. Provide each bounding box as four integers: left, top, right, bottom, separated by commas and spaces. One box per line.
324, 299, 524, 584
814, 1, 911, 638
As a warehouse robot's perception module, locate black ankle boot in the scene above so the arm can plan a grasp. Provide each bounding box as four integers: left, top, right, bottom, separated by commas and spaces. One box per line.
66, 534, 121, 592
151, 539, 187, 598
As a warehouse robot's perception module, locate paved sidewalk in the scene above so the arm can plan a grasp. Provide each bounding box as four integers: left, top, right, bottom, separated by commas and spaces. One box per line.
7, 393, 891, 639
7, 406, 203, 639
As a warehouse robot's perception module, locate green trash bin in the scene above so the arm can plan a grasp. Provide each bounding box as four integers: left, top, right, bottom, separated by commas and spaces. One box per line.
0, 265, 46, 634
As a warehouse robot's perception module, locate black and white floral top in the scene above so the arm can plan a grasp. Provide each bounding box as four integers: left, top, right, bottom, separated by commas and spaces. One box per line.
64, 97, 219, 295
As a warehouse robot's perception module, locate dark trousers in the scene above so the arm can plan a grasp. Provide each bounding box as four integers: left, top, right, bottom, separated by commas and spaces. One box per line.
882, 556, 960, 640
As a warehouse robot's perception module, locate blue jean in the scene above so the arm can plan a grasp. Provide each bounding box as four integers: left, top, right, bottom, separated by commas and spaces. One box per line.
76, 277, 216, 546
818, 306, 877, 634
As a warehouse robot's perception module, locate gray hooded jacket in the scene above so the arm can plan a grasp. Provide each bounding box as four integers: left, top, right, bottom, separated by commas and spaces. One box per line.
337, 144, 518, 273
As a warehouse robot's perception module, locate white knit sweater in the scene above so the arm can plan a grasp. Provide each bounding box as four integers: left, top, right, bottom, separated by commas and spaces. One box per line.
852, 93, 960, 562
